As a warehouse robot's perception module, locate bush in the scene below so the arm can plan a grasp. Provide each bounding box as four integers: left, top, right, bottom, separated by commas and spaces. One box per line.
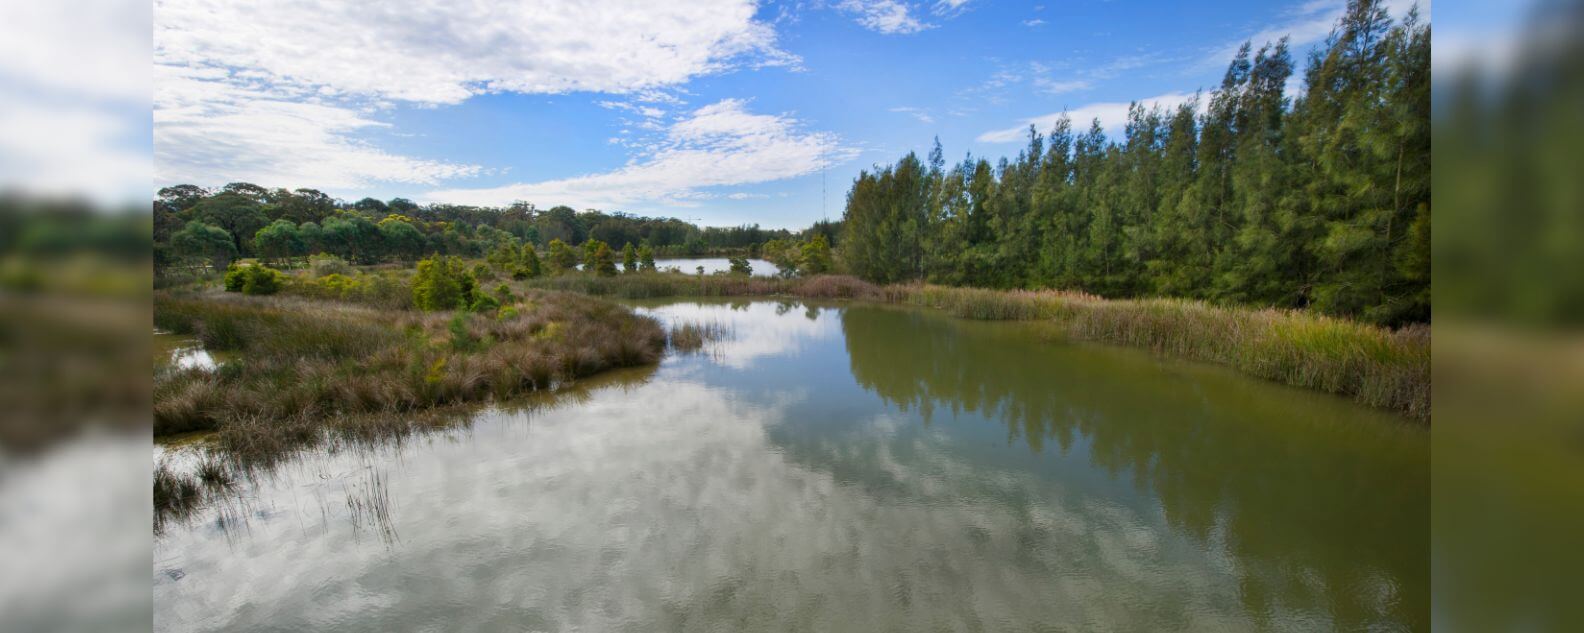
223, 264, 246, 292
287, 271, 412, 309
412, 254, 476, 311
469, 292, 501, 314
309, 253, 352, 277
224, 264, 283, 295
241, 266, 283, 295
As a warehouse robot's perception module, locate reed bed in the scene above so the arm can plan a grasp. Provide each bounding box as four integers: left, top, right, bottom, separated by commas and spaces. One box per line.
525, 272, 1430, 420
153, 289, 665, 447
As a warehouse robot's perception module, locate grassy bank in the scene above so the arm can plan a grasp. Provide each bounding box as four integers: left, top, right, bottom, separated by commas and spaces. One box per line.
154, 289, 664, 451
525, 272, 1430, 420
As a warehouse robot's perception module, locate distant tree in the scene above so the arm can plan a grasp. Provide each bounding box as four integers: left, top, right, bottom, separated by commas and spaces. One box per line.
800, 234, 833, 274
728, 256, 753, 275
622, 242, 638, 273
378, 219, 426, 263
518, 244, 542, 278
190, 192, 268, 256
352, 197, 389, 214
320, 214, 381, 263
156, 184, 209, 214
582, 239, 603, 271
170, 221, 236, 269
486, 241, 520, 271
252, 219, 303, 265
387, 198, 419, 214
594, 242, 618, 276
638, 244, 657, 271
762, 239, 799, 277
546, 239, 577, 275
221, 182, 269, 202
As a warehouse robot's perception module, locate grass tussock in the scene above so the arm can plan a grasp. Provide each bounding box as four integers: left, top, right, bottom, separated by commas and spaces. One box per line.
526, 271, 1430, 420
153, 289, 665, 452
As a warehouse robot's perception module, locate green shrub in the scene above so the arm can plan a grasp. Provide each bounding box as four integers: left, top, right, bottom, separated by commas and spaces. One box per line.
225, 264, 283, 295
241, 266, 283, 295
412, 254, 475, 311
469, 292, 501, 314
223, 264, 246, 292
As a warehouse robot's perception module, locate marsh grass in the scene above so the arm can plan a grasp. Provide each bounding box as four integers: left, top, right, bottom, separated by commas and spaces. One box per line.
526, 272, 1430, 420
153, 289, 665, 448
153, 460, 204, 534
668, 320, 733, 353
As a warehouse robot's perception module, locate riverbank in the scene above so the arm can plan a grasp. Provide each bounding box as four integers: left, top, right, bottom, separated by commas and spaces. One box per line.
525, 273, 1430, 420
153, 289, 666, 454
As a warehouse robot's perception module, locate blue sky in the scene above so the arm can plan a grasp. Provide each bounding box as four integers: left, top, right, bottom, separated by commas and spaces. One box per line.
151, 0, 1430, 229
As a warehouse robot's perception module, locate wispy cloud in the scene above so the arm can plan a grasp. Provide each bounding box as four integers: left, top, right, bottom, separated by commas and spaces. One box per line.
1022, 19, 1046, 27
154, 65, 482, 188
1196, 0, 1426, 72
838, 0, 931, 34
976, 91, 1201, 143
153, 0, 794, 190
837, 0, 974, 35
889, 106, 936, 124
423, 99, 857, 209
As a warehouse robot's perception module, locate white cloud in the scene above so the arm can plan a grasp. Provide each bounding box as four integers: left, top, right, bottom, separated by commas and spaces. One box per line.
0, 0, 150, 203
0, 100, 148, 203
976, 92, 1200, 143
0, 0, 150, 103
932, 0, 975, 18
154, 65, 480, 189
889, 106, 936, 124
1023, 18, 1046, 27
1034, 79, 1093, 95
154, 0, 794, 191
422, 99, 856, 209
155, 0, 793, 105
839, 0, 931, 34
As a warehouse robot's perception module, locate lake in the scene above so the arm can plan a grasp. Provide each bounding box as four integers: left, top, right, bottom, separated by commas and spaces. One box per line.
651, 257, 778, 276
153, 299, 1427, 631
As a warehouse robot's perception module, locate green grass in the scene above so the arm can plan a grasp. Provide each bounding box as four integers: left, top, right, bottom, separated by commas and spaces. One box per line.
523, 272, 1431, 420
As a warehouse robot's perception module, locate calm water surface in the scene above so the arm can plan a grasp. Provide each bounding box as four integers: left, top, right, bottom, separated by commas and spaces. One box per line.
153, 299, 1427, 632
651, 257, 777, 276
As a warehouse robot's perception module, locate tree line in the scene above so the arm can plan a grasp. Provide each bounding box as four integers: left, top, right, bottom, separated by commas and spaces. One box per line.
153, 183, 797, 271
839, 0, 1429, 326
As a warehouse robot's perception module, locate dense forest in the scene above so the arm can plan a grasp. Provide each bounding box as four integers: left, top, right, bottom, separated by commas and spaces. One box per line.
840, 0, 1429, 326
152, 184, 810, 271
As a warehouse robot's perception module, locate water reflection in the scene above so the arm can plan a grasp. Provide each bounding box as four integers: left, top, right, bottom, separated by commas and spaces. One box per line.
154, 300, 1426, 632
